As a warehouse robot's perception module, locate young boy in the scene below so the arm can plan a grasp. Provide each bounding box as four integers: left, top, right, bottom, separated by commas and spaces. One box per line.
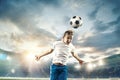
35, 30, 83, 80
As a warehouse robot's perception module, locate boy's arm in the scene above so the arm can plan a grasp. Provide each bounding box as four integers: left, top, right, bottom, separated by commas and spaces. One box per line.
71, 52, 84, 65
35, 48, 54, 61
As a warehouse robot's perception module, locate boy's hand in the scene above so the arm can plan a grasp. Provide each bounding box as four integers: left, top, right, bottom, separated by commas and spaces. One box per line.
79, 60, 84, 65
35, 55, 41, 61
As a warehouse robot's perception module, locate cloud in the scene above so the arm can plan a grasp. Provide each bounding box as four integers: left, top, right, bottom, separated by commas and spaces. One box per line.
88, 0, 103, 20
76, 17, 120, 52
76, 0, 120, 53
82, 33, 120, 51
105, 0, 120, 14
0, 0, 61, 52
37, 0, 61, 6
0, 0, 61, 17
0, 0, 62, 32
87, 11, 120, 51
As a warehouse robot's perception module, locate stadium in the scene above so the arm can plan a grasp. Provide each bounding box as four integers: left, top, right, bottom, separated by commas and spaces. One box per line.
0, 48, 120, 80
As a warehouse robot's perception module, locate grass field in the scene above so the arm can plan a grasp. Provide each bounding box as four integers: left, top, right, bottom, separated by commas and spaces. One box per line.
0, 77, 120, 80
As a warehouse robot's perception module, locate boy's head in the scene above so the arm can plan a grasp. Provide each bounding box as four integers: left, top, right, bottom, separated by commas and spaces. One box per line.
63, 30, 73, 44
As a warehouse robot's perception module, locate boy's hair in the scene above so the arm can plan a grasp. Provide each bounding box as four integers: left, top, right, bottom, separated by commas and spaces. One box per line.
63, 30, 73, 38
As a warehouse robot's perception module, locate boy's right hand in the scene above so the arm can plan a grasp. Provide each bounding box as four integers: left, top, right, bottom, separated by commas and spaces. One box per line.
35, 55, 40, 61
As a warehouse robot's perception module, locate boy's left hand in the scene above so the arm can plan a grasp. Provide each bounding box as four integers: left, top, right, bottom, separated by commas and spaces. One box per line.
79, 60, 84, 65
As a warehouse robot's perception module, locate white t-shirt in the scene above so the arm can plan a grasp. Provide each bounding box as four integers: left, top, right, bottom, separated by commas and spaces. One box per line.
52, 41, 75, 65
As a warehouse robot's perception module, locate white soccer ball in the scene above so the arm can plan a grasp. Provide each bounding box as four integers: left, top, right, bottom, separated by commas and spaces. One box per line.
70, 16, 83, 29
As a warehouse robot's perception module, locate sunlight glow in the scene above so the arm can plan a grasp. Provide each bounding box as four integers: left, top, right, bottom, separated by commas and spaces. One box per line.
98, 60, 104, 66
86, 59, 105, 71
74, 64, 81, 70
26, 53, 35, 62
6, 56, 11, 61
11, 69, 15, 74
93, 64, 97, 68
87, 63, 93, 71
76, 47, 96, 53
19, 41, 40, 53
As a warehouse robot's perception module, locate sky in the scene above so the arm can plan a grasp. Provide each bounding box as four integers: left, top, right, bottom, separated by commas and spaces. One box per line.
0, 0, 120, 78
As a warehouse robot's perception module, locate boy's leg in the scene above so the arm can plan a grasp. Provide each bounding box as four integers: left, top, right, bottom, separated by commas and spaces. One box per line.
58, 66, 68, 80
50, 64, 59, 80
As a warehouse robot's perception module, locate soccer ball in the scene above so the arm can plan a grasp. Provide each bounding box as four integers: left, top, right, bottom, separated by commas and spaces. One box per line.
70, 16, 83, 29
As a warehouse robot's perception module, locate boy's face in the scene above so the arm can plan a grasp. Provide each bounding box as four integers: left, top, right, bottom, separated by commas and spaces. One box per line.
63, 33, 73, 44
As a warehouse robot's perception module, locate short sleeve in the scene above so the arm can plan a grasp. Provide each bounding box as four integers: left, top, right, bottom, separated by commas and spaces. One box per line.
70, 44, 76, 53
51, 41, 56, 49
